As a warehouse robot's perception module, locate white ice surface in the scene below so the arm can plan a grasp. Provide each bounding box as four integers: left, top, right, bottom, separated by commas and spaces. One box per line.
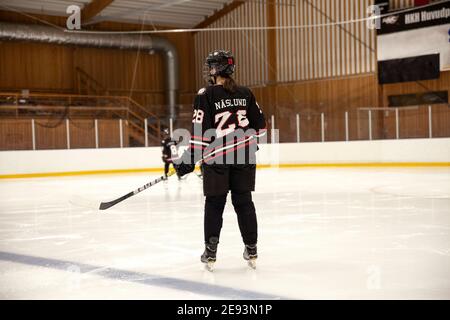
0, 167, 449, 299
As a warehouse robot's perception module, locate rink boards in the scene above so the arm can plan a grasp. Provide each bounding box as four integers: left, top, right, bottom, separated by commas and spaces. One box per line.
0, 138, 449, 178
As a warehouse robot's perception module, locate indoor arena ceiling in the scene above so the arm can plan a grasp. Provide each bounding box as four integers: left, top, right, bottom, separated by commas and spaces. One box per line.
0, 0, 234, 28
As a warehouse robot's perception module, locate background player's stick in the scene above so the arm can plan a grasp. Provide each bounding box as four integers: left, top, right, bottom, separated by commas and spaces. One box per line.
99, 170, 176, 210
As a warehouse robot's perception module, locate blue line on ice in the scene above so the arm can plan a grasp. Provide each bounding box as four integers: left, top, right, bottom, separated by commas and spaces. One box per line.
0, 251, 288, 300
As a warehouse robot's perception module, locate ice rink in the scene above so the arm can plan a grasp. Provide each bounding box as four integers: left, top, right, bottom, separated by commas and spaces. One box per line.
0, 167, 449, 299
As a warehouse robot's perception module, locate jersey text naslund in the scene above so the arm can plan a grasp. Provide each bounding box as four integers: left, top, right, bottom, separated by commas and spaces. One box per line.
215, 99, 247, 110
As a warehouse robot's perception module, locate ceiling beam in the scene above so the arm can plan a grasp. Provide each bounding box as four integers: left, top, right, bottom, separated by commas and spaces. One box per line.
194, 0, 244, 29
82, 0, 115, 22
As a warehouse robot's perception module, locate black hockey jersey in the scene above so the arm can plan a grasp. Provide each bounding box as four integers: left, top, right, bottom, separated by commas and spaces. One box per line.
161, 137, 179, 162
186, 85, 266, 165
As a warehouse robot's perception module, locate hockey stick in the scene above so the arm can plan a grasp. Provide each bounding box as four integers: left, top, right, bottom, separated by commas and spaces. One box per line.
99, 170, 176, 210
200, 130, 267, 162
99, 131, 266, 210
190, 130, 266, 178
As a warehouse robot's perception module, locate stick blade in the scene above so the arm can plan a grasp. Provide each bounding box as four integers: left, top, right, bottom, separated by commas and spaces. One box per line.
98, 192, 132, 211
99, 201, 115, 210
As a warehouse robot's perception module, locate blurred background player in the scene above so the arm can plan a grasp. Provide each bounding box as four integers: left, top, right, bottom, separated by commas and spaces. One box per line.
175, 50, 266, 270
161, 128, 179, 180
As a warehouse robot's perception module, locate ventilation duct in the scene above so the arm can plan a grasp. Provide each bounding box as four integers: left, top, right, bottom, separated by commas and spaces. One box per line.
0, 22, 179, 119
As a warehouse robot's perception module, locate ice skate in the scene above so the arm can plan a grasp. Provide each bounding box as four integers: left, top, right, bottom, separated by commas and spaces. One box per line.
201, 237, 219, 272
243, 244, 257, 269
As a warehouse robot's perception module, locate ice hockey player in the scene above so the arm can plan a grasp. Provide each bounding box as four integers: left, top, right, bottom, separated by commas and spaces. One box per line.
161, 128, 179, 180
173, 50, 267, 270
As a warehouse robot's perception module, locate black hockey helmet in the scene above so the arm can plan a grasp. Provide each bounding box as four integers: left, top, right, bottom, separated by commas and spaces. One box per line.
205, 50, 235, 78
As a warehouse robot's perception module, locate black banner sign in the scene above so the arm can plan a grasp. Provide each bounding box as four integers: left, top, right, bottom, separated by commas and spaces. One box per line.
388, 91, 448, 107
377, 1, 450, 35
378, 54, 440, 84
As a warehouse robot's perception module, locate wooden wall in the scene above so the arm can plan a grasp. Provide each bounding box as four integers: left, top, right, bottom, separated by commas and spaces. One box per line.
193, 0, 449, 142
1, 1, 448, 147
380, 71, 450, 108
250, 71, 450, 142
251, 73, 380, 142
0, 11, 196, 113
194, 0, 268, 88
0, 42, 74, 92
0, 119, 33, 150
0, 118, 129, 150
380, 71, 450, 139
275, 0, 376, 82
194, 0, 377, 88
193, 0, 380, 142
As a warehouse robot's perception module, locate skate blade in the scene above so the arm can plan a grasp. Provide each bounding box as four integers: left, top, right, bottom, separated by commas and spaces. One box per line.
205, 261, 215, 272
247, 258, 257, 269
